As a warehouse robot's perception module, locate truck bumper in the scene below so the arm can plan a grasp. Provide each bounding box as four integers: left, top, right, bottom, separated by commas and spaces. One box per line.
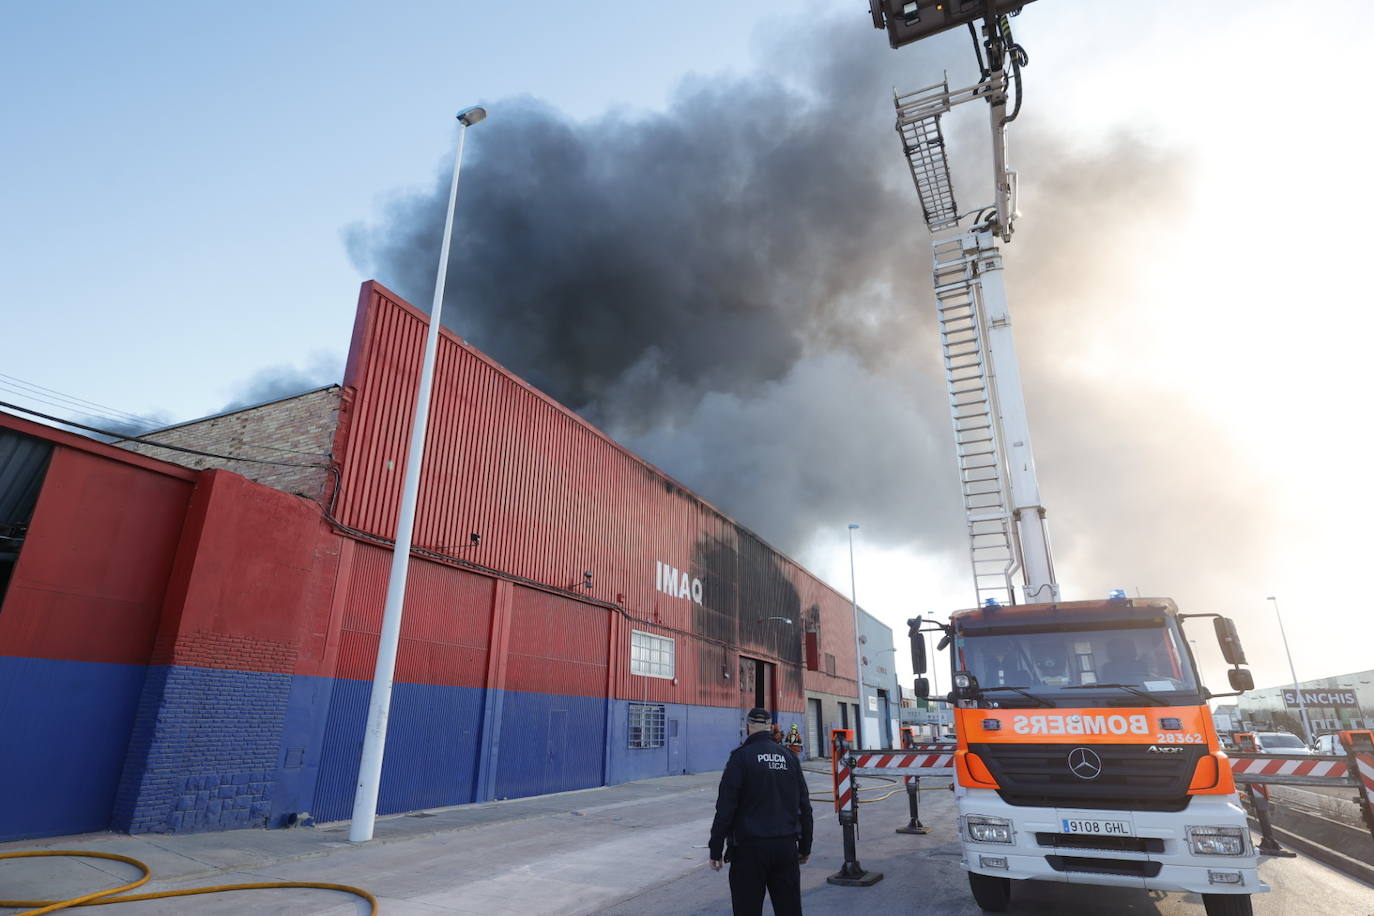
957, 790, 1268, 896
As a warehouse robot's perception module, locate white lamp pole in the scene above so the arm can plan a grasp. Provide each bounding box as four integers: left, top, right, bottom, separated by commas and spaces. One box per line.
848, 523, 863, 747
350, 106, 487, 844
1267, 595, 1312, 743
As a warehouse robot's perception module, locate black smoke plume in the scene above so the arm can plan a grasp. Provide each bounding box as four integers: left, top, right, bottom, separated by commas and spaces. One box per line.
345, 15, 1277, 616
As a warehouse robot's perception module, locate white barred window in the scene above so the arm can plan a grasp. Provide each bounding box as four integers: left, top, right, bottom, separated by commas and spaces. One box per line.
630, 629, 675, 679
628, 703, 666, 749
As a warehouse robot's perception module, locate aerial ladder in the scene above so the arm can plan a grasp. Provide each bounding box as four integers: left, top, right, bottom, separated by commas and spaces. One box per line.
874, 1, 1056, 608
870, 5, 1269, 915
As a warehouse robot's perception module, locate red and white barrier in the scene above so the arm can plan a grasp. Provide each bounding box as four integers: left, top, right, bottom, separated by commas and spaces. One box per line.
1353, 751, 1374, 797
831, 729, 855, 814
1229, 755, 1350, 782
851, 746, 955, 775
1230, 730, 1374, 848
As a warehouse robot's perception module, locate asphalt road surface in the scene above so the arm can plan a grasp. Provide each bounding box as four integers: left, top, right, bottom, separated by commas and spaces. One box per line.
2, 769, 1369, 915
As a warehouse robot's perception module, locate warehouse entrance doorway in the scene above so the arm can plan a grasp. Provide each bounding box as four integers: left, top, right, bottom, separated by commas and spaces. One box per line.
739, 656, 775, 714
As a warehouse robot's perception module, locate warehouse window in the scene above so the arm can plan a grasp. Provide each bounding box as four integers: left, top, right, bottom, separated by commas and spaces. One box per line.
628, 703, 666, 749
630, 629, 675, 679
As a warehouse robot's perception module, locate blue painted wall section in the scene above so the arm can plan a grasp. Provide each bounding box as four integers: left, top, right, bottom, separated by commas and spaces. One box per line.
491, 691, 605, 801
0, 656, 147, 842
606, 700, 742, 786
112, 665, 290, 833
268, 674, 336, 827
1, 658, 755, 838
309, 678, 486, 823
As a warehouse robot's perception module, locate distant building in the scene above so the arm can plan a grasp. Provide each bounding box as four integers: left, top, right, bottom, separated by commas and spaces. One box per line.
1235, 669, 1374, 736
901, 695, 954, 741
858, 608, 901, 748
1211, 703, 1240, 736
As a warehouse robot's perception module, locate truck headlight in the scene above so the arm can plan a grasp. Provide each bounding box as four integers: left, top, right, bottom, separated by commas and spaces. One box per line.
965, 814, 1014, 844
1186, 825, 1248, 856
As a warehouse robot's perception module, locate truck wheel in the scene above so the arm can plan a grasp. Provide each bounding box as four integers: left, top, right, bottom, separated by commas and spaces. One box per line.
1202, 893, 1253, 916
967, 871, 1011, 912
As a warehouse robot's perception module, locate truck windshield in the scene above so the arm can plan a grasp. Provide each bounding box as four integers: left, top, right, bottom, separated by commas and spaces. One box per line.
957, 623, 1198, 703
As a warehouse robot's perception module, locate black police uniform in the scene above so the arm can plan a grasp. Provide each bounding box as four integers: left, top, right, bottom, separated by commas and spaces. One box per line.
709, 729, 814, 916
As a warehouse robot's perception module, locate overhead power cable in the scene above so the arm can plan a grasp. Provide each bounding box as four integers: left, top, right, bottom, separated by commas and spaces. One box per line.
0, 372, 165, 432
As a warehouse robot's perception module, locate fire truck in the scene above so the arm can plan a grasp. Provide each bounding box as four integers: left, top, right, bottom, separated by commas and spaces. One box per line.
910, 598, 1262, 914
868, 3, 1264, 913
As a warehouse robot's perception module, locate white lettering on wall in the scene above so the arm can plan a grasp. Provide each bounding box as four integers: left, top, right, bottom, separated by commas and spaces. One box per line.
656, 561, 703, 606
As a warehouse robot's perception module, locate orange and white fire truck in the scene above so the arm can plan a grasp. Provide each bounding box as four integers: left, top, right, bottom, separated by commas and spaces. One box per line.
910, 598, 1261, 915
867, 3, 1264, 914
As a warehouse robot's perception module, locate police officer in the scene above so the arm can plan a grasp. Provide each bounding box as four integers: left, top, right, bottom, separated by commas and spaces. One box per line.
709, 707, 814, 916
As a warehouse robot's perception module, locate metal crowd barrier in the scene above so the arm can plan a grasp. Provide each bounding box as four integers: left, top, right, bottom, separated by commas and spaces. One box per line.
826, 727, 956, 887
1229, 729, 1374, 855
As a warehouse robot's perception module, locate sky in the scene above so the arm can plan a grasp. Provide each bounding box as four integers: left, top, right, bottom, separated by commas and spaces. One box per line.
4, 1, 1373, 699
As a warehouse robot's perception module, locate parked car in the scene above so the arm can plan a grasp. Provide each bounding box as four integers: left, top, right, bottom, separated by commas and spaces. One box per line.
1252, 731, 1312, 754
1314, 733, 1348, 756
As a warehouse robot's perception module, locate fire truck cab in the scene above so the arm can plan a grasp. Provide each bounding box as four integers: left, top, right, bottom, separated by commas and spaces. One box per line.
911, 596, 1263, 915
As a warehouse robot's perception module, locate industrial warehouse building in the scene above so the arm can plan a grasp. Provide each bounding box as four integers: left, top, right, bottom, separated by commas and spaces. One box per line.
0, 280, 880, 841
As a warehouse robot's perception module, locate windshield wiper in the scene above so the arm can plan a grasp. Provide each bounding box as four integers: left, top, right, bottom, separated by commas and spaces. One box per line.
1062, 683, 1168, 706
978, 685, 1053, 707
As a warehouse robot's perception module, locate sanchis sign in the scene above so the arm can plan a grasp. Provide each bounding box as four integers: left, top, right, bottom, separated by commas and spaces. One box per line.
1012, 713, 1150, 736
1283, 688, 1357, 708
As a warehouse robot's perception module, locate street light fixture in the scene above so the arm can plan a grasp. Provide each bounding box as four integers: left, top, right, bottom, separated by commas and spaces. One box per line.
350, 106, 486, 844
847, 523, 864, 746
1267, 595, 1312, 743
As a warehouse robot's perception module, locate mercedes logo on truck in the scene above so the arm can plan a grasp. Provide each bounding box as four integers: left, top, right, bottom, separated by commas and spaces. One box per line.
1067, 747, 1103, 780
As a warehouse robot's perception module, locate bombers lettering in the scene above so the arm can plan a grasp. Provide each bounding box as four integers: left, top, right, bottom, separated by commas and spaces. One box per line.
655, 561, 703, 605
1011, 713, 1150, 736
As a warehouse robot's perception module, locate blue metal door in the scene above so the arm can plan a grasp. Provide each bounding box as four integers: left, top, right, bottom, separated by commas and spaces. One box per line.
667, 718, 682, 773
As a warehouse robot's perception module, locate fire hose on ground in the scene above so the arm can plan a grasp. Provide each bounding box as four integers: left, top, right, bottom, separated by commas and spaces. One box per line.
0, 850, 378, 915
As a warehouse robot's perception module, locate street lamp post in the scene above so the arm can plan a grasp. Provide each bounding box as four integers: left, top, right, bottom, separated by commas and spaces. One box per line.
1267, 595, 1312, 743
350, 106, 487, 844
848, 523, 863, 747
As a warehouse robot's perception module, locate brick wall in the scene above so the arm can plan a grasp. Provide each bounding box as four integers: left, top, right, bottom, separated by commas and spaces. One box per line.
118, 387, 339, 503
110, 469, 337, 834
112, 664, 293, 833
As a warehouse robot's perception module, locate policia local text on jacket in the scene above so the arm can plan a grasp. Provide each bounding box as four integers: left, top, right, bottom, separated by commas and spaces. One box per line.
709, 725, 814, 916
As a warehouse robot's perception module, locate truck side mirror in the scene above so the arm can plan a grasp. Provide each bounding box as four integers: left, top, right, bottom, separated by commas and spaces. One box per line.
908, 619, 927, 674
1227, 668, 1254, 692
914, 676, 930, 699
1214, 617, 1247, 666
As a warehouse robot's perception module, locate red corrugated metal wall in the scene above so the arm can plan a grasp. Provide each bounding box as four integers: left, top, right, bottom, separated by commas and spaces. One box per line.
333, 542, 494, 686
331, 282, 861, 713
505, 588, 608, 696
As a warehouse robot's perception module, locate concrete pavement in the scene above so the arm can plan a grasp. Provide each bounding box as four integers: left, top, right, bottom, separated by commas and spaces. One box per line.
1, 766, 1370, 914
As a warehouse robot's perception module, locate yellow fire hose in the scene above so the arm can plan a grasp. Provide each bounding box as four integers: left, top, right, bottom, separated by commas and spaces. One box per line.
802, 767, 954, 805
0, 850, 377, 914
